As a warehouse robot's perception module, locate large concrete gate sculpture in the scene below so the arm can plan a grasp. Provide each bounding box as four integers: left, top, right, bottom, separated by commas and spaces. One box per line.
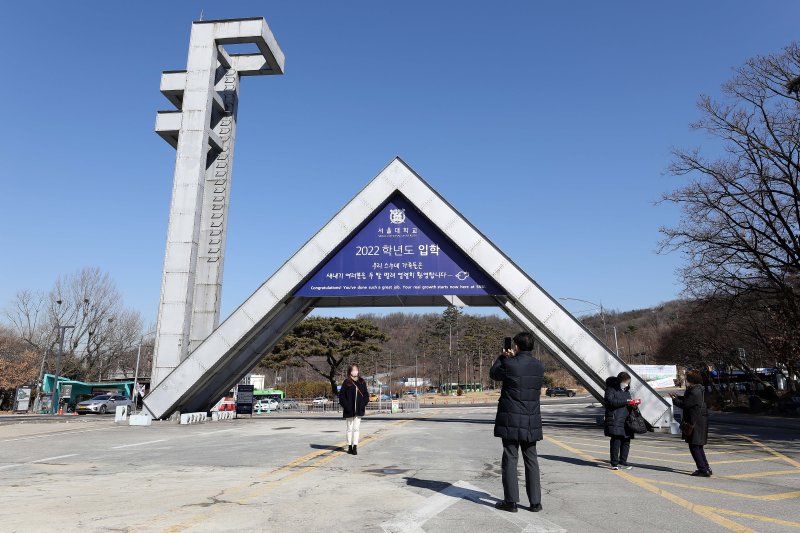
146, 18, 675, 430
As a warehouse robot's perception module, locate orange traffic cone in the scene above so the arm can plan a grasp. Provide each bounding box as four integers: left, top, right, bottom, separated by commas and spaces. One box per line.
58, 406, 63, 415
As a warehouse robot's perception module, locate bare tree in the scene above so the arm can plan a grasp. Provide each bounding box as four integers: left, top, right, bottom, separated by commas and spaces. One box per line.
661, 42, 800, 389
4, 267, 144, 382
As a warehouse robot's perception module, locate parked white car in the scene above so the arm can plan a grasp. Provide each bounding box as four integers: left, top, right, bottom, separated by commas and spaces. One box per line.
255, 399, 278, 411
311, 397, 329, 406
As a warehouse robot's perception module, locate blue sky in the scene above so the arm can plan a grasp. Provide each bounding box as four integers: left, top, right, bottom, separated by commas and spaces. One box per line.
2, 1, 798, 324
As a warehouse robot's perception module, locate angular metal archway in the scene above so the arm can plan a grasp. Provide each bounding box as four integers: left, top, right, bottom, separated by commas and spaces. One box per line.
144, 158, 675, 430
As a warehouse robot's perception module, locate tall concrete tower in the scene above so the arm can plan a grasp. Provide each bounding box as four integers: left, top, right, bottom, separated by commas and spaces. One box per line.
152, 17, 285, 388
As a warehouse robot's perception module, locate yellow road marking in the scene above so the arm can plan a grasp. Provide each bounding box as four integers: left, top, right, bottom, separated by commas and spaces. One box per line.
721, 469, 800, 479
648, 479, 800, 501
554, 435, 685, 450
570, 446, 781, 466
737, 435, 800, 470
572, 440, 759, 457
713, 508, 800, 528
545, 435, 755, 533
164, 419, 412, 532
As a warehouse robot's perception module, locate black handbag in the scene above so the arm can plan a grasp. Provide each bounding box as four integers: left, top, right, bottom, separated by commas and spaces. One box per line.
678, 389, 703, 437
625, 407, 648, 434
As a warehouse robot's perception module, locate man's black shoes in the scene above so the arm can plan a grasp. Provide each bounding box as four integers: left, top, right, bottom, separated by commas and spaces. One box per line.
530, 503, 543, 512
495, 501, 518, 513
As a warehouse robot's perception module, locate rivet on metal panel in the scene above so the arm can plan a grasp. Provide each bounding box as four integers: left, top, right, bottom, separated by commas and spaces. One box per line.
358, 196, 373, 211
419, 196, 435, 211
569, 331, 586, 351
542, 307, 557, 324
515, 284, 532, 301
312, 240, 330, 257
288, 261, 305, 279
492, 262, 507, 277
397, 174, 412, 190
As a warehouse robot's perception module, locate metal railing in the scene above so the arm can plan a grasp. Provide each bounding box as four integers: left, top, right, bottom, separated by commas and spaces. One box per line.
252, 399, 420, 415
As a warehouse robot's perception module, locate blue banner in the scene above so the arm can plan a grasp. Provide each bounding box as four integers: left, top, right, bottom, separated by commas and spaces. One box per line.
294, 195, 504, 297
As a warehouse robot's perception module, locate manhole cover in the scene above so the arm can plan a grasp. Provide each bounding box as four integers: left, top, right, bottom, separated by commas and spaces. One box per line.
273, 427, 294, 430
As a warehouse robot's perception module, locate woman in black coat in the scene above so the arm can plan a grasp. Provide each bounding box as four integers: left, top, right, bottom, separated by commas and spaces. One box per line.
338, 364, 369, 455
671, 370, 712, 476
604, 372, 637, 470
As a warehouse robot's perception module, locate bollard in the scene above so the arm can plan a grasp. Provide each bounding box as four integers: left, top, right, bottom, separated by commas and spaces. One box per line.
129, 413, 152, 426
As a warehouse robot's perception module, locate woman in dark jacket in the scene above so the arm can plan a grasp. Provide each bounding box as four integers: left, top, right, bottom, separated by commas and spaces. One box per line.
671, 370, 711, 476
604, 372, 637, 470
338, 364, 369, 455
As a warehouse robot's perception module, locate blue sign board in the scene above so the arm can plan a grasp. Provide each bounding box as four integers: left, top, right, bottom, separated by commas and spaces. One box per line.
294, 195, 505, 297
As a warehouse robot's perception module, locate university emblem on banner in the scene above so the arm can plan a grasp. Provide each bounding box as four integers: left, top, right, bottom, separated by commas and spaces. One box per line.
389, 208, 406, 224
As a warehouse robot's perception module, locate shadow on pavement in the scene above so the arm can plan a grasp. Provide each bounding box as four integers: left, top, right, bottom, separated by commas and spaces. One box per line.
538, 453, 693, 475
309, 444, 344, 451
403, 477, 501, 510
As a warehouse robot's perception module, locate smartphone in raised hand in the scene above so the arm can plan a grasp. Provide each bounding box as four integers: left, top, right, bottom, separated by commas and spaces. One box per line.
503, 337, 513, 353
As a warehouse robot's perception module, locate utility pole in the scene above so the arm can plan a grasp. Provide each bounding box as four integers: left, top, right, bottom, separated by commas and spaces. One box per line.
133, 330, 156, 410
52, 325, 74, 414
414, 350, 418, 397
559, 297, 615, 353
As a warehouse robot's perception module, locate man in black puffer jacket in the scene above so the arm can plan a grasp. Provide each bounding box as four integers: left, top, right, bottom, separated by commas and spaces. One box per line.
490, 332, 545, 513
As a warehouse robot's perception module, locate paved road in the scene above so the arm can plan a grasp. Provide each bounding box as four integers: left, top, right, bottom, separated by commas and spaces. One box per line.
1, 401, 798, 532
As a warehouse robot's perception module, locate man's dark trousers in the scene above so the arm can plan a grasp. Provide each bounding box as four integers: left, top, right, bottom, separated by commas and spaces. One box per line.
501, 439, 541, 505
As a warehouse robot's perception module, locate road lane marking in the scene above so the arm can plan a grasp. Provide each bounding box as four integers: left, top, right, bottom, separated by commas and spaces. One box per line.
159, 419, 413, 533
721, 469, 800, 479
569, 446, 781, 466
648, 479, 800, 501
711, 508, 800, 527
737, 435, 800, 470
544, 435, 755, 533
381, 480, 566, 533
196, 428, 240, 436
30, 453, 79, 463
570, 440, 759, 457
0, 453, 79, 471
0, 426, 118, 443
112, 439, 167, 449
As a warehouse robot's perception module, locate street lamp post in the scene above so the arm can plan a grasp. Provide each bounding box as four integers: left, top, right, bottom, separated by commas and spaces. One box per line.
52, 325, 74, 414
133, 330, 156, 411
559, 297, 619, 356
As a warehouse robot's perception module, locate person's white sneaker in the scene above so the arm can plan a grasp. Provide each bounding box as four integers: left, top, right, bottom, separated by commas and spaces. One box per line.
611, 466, 620, 470
620, 465, 632, 470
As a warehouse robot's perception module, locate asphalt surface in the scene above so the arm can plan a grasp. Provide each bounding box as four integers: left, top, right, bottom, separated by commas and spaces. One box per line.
1, 399, 798, 532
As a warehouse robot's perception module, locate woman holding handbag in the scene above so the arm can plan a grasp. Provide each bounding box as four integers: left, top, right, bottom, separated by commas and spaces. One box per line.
604, 372, 640, 470
338, 364, 369, 455
671, 370, 712, 477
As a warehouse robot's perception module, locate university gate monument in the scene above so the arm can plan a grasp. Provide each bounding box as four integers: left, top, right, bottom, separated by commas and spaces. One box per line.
146, 17, 675, 431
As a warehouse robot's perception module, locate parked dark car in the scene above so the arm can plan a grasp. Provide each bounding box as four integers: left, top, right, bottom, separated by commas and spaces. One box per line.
545, 387, 576, 397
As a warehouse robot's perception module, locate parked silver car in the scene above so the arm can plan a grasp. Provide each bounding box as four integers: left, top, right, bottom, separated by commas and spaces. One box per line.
77, 394, 133, 415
